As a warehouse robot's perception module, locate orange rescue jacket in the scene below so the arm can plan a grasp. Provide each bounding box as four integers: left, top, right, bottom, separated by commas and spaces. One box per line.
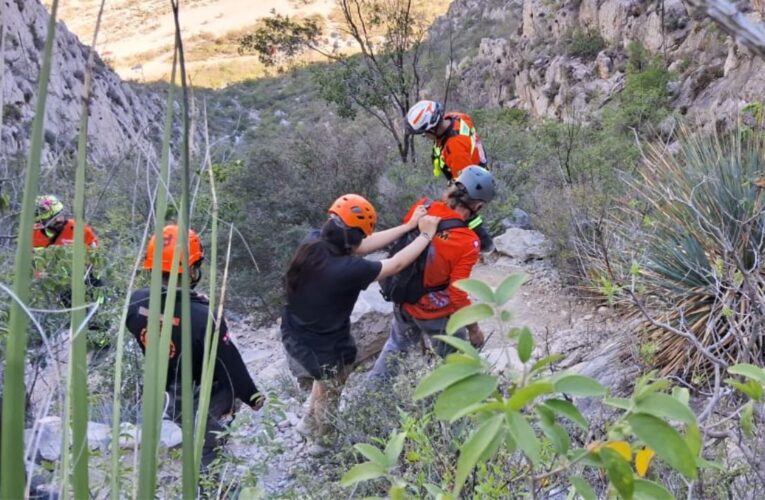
432, 112, 488, 181
32, 219, 99, 249
401, 197, 480, 320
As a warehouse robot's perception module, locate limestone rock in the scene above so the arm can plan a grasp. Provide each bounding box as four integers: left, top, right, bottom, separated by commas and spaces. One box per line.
4, 0, 163, 167
26, 416, 62, 461
160, 420, 183, 449
494, 228, 553, 261
351, 282, 393, 363
87, 422, 112, 451
596, 51, 613, 79
501, 208, 532, 230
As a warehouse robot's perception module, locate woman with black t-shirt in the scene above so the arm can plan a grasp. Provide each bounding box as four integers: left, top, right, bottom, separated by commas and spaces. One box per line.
282, 193, 439, 454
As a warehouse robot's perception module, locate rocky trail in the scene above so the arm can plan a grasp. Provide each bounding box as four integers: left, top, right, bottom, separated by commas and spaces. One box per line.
223, 227, 634, 495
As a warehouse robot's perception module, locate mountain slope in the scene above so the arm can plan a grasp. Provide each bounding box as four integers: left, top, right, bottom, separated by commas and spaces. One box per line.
435, 0, 765, 128
3, 0, 164, 166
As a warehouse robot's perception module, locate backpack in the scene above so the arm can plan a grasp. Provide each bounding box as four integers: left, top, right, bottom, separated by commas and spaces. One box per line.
379, 218, 467, 304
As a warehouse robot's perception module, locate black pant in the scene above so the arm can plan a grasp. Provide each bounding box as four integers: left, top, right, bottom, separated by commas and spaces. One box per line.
166, 380, 235, 465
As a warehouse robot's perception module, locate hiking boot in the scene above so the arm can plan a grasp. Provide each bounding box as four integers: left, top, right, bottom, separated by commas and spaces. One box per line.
296, 415, 319, 438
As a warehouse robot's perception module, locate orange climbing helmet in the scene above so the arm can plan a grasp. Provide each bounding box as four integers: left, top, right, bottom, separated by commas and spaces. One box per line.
144, 224, 204, 273
328, 194, 377, 237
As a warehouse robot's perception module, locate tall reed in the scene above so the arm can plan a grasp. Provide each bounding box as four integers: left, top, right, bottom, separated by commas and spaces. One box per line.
62, 1, 106, 496
1, 1, 59, 497
169, 0, 197, 495
135, 46, 180, 499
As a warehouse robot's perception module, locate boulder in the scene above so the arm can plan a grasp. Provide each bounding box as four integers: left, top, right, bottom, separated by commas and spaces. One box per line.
87, 422, 112, 451
501, 208, 532, 230
596, 51, 613, 79
160, 420, 183, 449
350, 282, 393, 363
494, 228, 553, 261
26, 416, 62, 462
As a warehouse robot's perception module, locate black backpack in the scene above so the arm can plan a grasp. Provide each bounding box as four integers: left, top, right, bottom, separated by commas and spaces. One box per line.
379, 218, 467, 304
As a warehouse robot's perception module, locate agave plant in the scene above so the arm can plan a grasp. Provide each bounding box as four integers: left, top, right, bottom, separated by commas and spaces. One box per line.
590, 126, 765, 377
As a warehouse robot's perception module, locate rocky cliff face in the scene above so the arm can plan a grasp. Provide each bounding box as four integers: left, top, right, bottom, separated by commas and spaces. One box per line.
2, 0, 163, 166
439, 0, 765, 129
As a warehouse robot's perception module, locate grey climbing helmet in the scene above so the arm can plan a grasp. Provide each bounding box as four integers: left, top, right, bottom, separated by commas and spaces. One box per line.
456, 166, 496, 203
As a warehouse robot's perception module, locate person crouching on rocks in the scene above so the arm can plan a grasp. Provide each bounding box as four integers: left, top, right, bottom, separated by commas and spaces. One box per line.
126, 224, 263, 467
281, 194, 440, 455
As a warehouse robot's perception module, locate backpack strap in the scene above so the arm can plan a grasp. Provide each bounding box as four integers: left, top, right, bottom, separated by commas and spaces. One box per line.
436, 218, 468, 232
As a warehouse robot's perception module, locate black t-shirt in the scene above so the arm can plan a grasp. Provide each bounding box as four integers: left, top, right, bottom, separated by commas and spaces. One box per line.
282, 246, 382, 378
126, 288, 259, 406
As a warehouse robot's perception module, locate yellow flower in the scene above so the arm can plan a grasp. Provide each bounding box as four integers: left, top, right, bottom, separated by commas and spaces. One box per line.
635, 448, 655, 477
603, 441, 632, 462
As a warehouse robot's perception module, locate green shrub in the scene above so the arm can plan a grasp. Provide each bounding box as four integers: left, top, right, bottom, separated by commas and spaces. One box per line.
589, 127, 765, 376
563, 28, 606, 59
341, 275, 706, 498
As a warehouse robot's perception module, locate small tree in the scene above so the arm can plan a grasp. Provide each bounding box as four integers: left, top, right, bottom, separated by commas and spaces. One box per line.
239, 0, 431, 163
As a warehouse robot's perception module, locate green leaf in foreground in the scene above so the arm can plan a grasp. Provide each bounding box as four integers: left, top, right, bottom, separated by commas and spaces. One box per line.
517, 327, 534, 363
414, 363, 481, 400
354, 443, 389, 467
633, 479, 674, 500
340, 461, 387, 487
635, 393, 696, 424
507, 382, 554, 411
539, 419, 570, 454
506, 410, 540, 464
433, 335, 479, 359
384, 432, 406, 467
600, 447, 634, 499
495, 273, 527, 306
446, 303, 494, 334
553, 374, 607, 397
453, 415, 503, 496
741, 400, 754, 438
728, 363, 765, 383
570, 476, 597, 500
542, 399, 588, 430
435, 374, 497, 421
628, 413, 697, 479
725, 378, 763, 401
454, 278, 495, 304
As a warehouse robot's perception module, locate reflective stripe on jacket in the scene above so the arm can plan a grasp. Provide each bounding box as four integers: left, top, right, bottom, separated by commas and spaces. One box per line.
432, 112, 487, 180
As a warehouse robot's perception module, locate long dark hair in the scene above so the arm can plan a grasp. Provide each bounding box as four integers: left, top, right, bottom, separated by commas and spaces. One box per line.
285, 217, 365, 296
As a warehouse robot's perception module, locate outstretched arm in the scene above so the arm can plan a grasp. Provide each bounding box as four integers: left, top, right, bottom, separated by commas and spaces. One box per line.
354, 206, 427, 255
375, 215, 441, 280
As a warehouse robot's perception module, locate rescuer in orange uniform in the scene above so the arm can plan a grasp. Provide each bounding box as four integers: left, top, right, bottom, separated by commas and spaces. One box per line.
32, 194, 98, 249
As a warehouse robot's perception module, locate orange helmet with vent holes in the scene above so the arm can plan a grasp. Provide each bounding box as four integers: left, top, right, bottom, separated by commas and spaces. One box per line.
144, 225, 204, 273
328, 194, 377, 237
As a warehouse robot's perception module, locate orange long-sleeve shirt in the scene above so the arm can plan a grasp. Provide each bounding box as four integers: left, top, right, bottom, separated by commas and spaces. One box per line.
402, 197, 480, 320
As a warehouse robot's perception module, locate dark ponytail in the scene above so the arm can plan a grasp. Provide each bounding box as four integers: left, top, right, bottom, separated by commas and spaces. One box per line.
285, 217, 365, 296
